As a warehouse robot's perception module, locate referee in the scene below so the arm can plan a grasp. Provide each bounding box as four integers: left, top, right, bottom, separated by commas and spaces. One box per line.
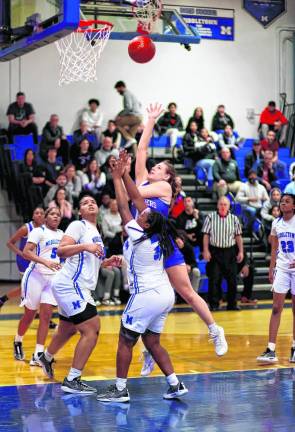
202, 196, 244, 311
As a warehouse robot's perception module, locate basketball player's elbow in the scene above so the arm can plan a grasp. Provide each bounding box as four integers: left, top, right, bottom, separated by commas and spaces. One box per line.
57, 247, 66, 258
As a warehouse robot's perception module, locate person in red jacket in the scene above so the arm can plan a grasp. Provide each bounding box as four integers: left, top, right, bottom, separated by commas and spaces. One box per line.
259, 101, 288, 144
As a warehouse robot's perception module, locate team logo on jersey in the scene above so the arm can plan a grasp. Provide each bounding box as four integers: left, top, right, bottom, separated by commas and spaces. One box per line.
72, 300, 81, 310
126, 314, 133, 325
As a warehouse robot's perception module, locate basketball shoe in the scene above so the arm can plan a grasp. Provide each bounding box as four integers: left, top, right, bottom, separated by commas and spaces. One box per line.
96, 384, 130, 403
209, 326, 228, 356
38, 352, 55, 379
256, 348, 278, 364
61, 377, 97, 395
163, 382, 188, 400
13, 341, 25, 361
289, 347, 295, 363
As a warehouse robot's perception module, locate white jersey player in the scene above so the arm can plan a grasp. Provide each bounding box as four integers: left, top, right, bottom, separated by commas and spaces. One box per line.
257, 193, 295, 364
14, 207, 63, 365
38, 195, 121, 395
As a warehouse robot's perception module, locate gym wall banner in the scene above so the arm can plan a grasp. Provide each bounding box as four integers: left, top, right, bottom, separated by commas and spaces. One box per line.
178, 7, 235, 41
243, 0, 286, 28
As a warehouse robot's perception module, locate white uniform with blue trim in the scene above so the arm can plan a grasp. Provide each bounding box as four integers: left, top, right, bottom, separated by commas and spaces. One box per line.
271, 215, 295, 294
21, 226, 63, 310
122, 219, 175, 334
51, 220, 104, 318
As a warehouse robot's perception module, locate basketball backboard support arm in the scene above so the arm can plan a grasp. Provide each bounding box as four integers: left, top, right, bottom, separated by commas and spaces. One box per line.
0, 0, 80, 62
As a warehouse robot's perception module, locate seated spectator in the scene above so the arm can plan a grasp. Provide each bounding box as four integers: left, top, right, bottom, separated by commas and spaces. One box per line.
71, 120, 97, 160
213, 147, 242, 197
101, 199, 123, 256
257, 150, 279, 192
260, 130, 280, 161
218, 125, 243, 157
194, 128, 218, 182
155, 102, 184, 149
114, 80, 142, 151
44, 172, 71, 207
261, 188, 281, 236
176, 196, 204, 248
211, 104, 234, 131
259, 100, 288, 144
98, 192, 112, 224
94, 136, 119, 168
40, 114, 69, 165
175, 235, 201, 294
289, 162, 295, 180
72, 138, 93, 174
64, 164, 82, 208
244, 140, 264, 177
94, 266, 122, 306
82, 159, 106, 204
284, 177, 295, 195
82, 98, 103, 142
48, 187, 73, 231
170, 176, 186, 219
18, 149, 46, 208
236, 170, 269, 228
6, 92, 38, 144
42, 147, 64, 184
182, 120, 199, 162
186, 106, 205, 131
102, 119, 121, 149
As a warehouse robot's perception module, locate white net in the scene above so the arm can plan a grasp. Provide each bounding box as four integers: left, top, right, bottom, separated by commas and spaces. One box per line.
55, 21, 113, 86
132, 0, 162, 33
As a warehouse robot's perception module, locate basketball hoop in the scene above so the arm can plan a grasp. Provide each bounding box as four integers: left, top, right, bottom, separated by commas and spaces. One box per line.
132, 0, 162, 33
55, 20, 113, 86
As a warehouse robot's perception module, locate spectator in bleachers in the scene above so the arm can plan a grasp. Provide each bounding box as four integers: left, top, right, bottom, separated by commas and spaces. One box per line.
94, 266, 122, 306
82, 159, 106, 204
170, 176, 186, 219
94, 136, 119, 168
244, 140, 264, 178
114, 80, 142, 151
98, 192, 112, 222
260, 130, 280, 161
211, 104, 234, 131
176, 196, 204, 249
82, 98, 103, 142
155, 102, 184, 149
64, 164, 82, 208
259, 100, 288, 144
71, 120, 97, 160
182, 120, 199, 162
44, 172, 72, 207
213, 147, 242, 197
284, 177, 295, 195
72, 138, 93, 174
218, 125, 243, 156
48, 187, 73, 230
257, 150, 279, 192
102, 120, 121, 149
289, 162, 295, 180
261, 188, 281, 235
175, 235, 201, 293
236, 169, 269, 227
42, 147, 64, 184
101, 199, 123, 256
40, 114, 69, 165
19, 149, 46, 204
6, 92, 38, 144
194, 128, 218, 181
186, 106, 205, 131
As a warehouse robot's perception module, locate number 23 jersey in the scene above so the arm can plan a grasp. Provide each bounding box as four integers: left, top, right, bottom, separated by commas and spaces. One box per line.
271, 215, 295, 272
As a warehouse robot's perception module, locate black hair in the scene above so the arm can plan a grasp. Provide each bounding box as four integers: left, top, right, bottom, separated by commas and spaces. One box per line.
134, 211, 178, 259
88, 98, 99, 106
114, 81, 126, 88
186, 119, 198, 133
268, 101, 276, 107
248, 169, 257, 177
53, 187, 69, 205
269, 204, 280, 216
280, 193, 295, 205
16, 91, 25, 97
45, 206, 61, 218
168, 102, 177, 109
217, 104, 225, 109
78, 191, 96, 207
24, 148, 35, 163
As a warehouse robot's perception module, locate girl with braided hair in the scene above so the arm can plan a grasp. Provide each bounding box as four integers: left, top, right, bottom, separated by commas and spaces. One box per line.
134, 104, 227, 376
96, 158, 188, 402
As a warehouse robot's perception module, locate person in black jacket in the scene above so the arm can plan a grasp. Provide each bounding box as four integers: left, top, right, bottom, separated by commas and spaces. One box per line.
176, 196, 204, 249
211, 105, 234, 131
156, 102, 184, 149
244, 140, 264, 177
186, 106, 205, 131
182, 120, 199, 162
40, 114, 70, 165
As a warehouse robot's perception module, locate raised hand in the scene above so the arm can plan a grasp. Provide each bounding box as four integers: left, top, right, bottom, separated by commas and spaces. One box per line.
110, 159, 125, 179
146, 103, 164, 120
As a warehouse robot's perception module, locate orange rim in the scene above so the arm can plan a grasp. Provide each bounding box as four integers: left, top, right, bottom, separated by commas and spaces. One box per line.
76, 19, 113, 33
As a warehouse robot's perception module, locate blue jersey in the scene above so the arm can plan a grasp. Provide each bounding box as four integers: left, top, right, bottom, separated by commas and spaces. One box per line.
16, 221, 34, 273
131, 182, 170, 218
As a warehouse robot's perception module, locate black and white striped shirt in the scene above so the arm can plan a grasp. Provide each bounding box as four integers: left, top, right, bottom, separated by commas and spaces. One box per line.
202, 211, 242, 248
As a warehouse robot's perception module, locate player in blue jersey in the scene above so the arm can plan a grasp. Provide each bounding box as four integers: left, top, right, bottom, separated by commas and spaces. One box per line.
257, 193, 295, 364
1, 207, 45, 309
13, 207, 63, 364
96, 158, 188, 402
134, 104, 228, 375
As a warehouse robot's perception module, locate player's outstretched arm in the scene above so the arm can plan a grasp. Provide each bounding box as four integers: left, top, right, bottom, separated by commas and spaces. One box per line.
136, 103, 163, 186
111, 159, 133, 225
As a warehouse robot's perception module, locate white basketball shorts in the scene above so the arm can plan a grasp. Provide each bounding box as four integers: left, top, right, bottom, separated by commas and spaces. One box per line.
272, 268, 295, 295
21, 268, 57, 310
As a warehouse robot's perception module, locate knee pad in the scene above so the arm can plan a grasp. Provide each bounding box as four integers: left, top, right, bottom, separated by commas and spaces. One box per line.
120, 322, 140, 343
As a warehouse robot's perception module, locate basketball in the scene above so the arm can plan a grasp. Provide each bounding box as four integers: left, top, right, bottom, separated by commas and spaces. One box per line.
128, 35, 156, 63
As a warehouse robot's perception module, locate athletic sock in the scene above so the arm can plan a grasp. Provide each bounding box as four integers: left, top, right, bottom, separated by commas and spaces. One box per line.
116, 377, 127, 391
208, 323, 219, 334
292, 340, 295, 349
166, 373, 179, 386
15, 334, 23, 343
34, 344, 44, 358
44, 349, 53, 362
268, 342, 276, 352
67, 368, 82, 382
0, 294, 8, 304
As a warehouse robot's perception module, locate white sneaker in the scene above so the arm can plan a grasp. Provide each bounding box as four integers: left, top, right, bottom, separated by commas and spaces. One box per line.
29, 353, 42, 367
140, 350, 155, 376
209, 326, 228, 356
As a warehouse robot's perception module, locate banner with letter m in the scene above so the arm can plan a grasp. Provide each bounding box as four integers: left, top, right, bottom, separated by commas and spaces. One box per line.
243, 0, 286, 28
